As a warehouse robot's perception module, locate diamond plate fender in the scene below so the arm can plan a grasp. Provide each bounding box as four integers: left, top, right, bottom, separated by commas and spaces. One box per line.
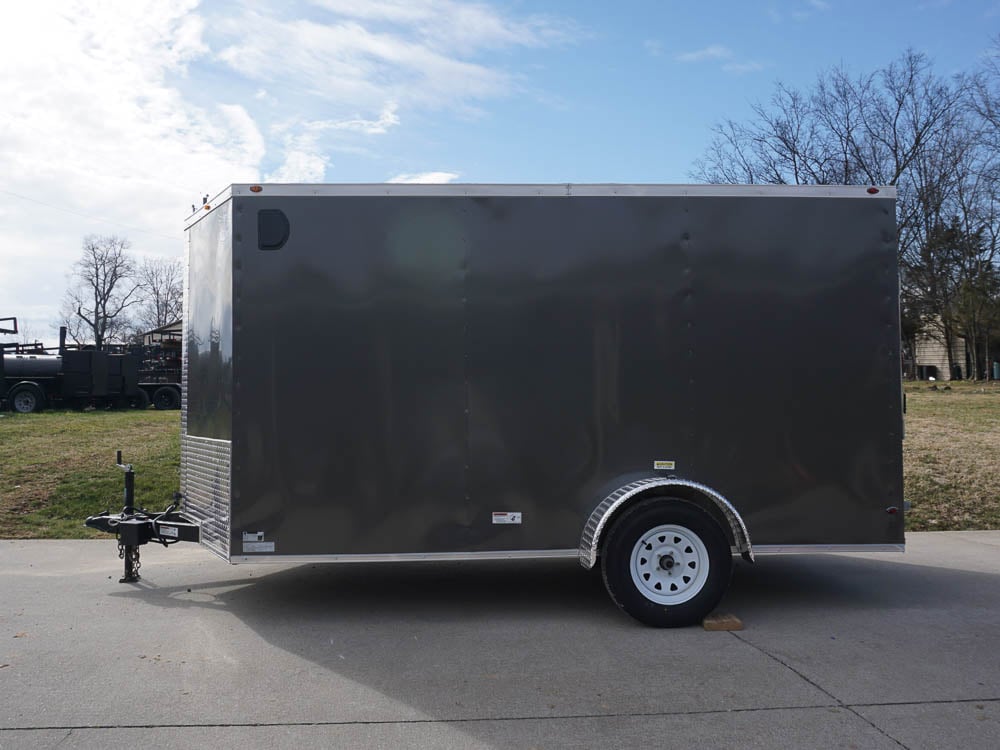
579, 477, 754, 569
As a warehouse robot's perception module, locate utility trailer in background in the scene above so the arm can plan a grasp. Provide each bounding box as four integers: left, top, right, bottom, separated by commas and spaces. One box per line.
2, 327, 137, 413
87, 184, 904, 627
2, 326, 180, 413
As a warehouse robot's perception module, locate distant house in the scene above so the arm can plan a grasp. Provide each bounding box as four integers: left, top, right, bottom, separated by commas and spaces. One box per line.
142, 320, 182, 347
913, 321, 968, 381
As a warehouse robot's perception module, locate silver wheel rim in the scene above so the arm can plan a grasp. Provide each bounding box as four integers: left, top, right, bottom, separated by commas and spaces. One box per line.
13, 392, 36, 413
630, 524, 710, 605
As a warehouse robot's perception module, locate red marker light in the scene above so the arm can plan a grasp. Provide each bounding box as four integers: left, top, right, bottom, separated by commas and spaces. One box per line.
250, 185, 263, 193
867, 187, 880, 194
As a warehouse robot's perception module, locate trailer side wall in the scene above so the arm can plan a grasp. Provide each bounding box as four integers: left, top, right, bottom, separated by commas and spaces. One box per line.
218, 189, 901, 558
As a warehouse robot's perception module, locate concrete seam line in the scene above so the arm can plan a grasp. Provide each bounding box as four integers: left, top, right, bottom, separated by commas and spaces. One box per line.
847, 697, 1000, 708
4, 699, 999, 732
0, 705, 850, 732
728, 632, 911, 750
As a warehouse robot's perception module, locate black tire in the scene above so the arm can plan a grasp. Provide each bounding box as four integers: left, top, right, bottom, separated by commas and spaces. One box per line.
601, 498, 732, 628
8, 384, 46, 414
129, 389, 151, 410
152, 386, 180, 410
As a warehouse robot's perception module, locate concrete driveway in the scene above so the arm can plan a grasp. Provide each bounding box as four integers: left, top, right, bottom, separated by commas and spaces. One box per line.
1, 532, 998, 749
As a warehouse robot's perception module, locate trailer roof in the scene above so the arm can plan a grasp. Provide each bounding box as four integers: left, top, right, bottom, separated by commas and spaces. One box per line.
185, 183, 896, 229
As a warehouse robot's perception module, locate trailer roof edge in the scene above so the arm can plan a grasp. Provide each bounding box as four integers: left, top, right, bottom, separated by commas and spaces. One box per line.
183, 183, 895, 230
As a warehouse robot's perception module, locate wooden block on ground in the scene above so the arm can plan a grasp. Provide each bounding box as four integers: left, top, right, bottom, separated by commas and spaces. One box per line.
702, 612, 743, 631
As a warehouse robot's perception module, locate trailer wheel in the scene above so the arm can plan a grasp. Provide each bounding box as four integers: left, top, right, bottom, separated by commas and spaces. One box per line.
152, 386, 180, 410
601, 498, 731, 627
129, 390, 151, 410
9, 384, 46, 414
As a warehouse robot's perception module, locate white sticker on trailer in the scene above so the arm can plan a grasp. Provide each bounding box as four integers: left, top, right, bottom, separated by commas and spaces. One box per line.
492, 512, 522, 524
654, 460, 676, 470
243, 541, 275, 553
158, 525, 179, 538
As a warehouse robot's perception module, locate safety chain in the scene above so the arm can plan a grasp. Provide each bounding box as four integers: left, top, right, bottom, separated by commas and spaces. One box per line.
117, 541, 141, 581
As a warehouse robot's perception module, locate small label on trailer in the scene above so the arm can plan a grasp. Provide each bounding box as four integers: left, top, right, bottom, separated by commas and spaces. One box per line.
243, 541, 275, 553
492, 512, 522, 524
653, 460, 676, 470
158, 525, 179, 538
243, 531, 265, 542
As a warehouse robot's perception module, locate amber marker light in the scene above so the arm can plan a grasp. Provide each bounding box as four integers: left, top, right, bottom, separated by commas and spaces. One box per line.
250, 185, 263, 193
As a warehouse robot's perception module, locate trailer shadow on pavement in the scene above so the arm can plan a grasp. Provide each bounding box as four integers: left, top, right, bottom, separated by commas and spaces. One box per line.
100, 551, 1000, 737
107, 552, 996, 622
4, 538, 999, 749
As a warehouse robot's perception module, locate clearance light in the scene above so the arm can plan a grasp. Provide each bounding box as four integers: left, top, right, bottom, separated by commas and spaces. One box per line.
867, 187, 880, 194
250, 185, 263, 193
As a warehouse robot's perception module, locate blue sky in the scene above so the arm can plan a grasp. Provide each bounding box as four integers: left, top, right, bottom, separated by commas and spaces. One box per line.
1, 0, 998, 341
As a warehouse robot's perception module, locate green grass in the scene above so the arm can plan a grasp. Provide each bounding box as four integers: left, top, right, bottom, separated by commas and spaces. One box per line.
902, 380, 1000, 531
0, 410, 180, 538
1, 382, 998, 537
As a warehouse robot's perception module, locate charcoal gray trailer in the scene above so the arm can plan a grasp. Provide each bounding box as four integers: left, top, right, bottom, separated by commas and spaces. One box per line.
88, 183, 904, 627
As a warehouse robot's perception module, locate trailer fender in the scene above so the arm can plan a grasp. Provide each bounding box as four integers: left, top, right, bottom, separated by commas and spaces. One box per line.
579, 478, 753, 570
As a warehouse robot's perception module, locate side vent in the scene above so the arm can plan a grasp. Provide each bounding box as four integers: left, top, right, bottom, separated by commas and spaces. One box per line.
258, 209, 290, 251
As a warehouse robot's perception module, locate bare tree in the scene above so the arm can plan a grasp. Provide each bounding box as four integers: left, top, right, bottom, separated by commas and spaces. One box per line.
133, 257, 183, 334
970, 35, 1000, 140
693, 51, 965, 195
690, 49, 1000, 377
58, 235, 142, 347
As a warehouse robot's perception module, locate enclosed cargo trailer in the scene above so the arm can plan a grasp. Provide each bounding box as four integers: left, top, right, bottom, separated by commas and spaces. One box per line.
90, 183, 905, 627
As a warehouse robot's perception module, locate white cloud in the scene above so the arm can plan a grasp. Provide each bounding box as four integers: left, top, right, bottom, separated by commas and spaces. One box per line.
387, 172, 461, 183
322, 103, 401, 135
722, 61, 766, 74
770, 1, 832, 22
0, 2, 262, 339
263, 104, 401, 182
644, 39, 664, 57
310, 0, 578, 52
675, 45, 732, 63
214, 2, 579, 116
266, 149, 329, 183
674, 43, 762, 75
218, 104, 268, 165
216, 16, 510, 112
0, 2, 576, 338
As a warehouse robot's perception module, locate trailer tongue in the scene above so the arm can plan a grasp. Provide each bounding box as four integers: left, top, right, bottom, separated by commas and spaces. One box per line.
85, 451, 200, 582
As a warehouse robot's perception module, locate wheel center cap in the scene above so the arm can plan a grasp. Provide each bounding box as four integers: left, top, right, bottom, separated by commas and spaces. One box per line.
658, 553, 676, 571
